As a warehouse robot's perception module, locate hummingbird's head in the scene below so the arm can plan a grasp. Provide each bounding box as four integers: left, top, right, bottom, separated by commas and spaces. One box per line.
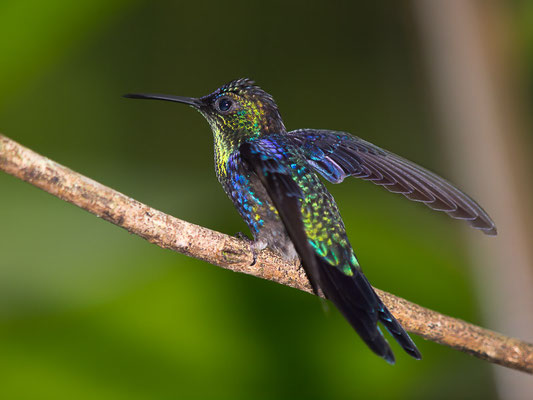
124, 78, 286, 142
197, 78, 286, 138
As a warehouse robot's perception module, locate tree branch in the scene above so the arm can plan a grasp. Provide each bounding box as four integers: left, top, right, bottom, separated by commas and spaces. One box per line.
1, 134, 532, 374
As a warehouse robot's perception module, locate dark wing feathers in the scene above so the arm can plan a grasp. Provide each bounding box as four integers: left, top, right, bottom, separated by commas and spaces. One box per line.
239, 141, 322, 294
240, 139, 421, 363
289, 129, 497, 235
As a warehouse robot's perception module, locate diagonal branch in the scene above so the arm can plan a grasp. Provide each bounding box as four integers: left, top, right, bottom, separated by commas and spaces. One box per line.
1, 134, 532, 374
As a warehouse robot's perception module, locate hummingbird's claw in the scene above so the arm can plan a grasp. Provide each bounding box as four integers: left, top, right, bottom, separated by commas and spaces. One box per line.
236, 232, 260, 266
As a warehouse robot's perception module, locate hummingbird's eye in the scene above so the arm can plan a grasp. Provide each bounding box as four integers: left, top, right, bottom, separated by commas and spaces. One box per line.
215, 97, 233, 113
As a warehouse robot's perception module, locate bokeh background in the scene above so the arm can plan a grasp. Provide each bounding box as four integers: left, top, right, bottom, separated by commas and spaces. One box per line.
1, 1, 532, 399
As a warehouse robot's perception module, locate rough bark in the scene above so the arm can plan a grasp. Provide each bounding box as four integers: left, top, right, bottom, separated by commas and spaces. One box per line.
1, 134, 532, 374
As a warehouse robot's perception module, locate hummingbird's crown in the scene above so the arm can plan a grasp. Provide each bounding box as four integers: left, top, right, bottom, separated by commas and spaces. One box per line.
216, 78, 278, 110
220, 78, 260, 95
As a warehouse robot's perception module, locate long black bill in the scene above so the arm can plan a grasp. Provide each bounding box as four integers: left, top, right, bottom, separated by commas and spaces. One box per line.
123, 93, 200, 107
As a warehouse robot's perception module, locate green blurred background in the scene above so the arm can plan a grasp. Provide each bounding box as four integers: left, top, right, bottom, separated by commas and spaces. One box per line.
1, 1, 532, 399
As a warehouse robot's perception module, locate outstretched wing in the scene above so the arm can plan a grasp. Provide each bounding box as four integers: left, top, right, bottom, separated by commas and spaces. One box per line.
240, 136, 421, 363
289, 129, 497, 235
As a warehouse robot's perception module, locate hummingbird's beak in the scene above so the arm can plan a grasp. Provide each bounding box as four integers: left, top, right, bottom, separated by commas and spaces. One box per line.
123, 93, 201, 108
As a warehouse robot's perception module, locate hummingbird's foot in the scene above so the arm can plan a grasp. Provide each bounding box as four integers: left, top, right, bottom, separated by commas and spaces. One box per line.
235, 232, 266, 266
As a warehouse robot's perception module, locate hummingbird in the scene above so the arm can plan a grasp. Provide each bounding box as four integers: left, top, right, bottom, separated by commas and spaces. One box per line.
124, 78, 496, 364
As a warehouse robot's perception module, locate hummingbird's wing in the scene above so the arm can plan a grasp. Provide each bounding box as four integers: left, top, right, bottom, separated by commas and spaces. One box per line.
240, 137, 421, 363
288, 129, 497, 235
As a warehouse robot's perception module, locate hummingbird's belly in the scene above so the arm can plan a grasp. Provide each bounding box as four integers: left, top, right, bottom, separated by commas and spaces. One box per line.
255, 210, 298, 261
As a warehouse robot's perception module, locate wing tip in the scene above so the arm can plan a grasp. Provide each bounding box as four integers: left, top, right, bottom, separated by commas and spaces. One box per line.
378, 309, 422, 362
382, 347, 396, 365
405, 346, 422, 361
482, 226, 498, 236
467, 216, 498, 236
364, 333, 396, 364
369, 330, 421, 363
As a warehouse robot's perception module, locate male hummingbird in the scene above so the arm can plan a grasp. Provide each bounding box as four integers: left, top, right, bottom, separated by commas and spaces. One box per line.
125, 78, 496, 363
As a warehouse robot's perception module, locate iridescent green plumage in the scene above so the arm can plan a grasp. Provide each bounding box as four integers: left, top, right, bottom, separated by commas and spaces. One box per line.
125, 78, 497, 364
